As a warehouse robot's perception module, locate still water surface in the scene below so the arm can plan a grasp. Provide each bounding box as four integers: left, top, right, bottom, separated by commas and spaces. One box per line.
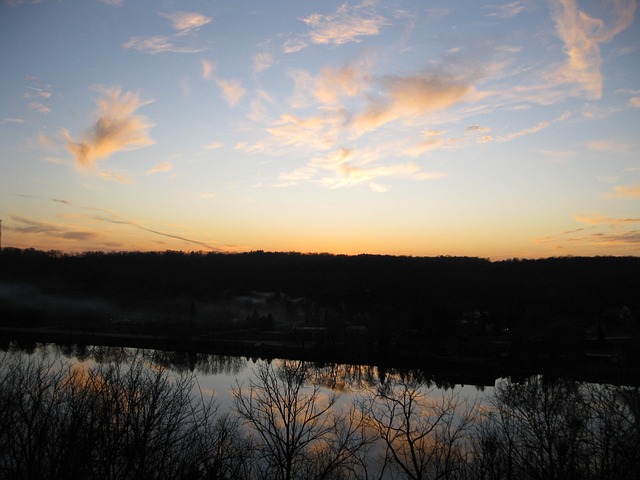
8, 342, 493, 411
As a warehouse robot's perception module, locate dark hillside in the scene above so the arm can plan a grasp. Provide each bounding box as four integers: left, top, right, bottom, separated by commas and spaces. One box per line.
1, 248, 639, 381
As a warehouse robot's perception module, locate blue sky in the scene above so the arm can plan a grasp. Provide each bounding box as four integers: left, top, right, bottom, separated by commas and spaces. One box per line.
1, 0, 639, 259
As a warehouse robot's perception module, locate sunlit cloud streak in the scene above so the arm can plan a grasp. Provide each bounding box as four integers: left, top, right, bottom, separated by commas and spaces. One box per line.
587, 139, 630, 152
604, 183, 640, 198
1, 118, 24, 124
497, 111, 570, 142
146, 161, 173, 175
63, 87, 154, 169
575, 213, 640, 225
123, 35, 204, 54
548, 0, 636, 99
279, 146, 445, 192
98, 170, 134, 185
404, 131, 446, 156
160, 11, 212, 34
591, 230, 640, 246
534, 212, 640, 252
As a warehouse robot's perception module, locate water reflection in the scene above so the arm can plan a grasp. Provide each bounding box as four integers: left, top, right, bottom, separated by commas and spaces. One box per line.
1, 340, 470, 392
1, 341, 638, 480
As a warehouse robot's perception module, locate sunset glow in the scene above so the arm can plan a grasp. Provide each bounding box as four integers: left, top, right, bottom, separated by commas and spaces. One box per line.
1, 0, 638, 259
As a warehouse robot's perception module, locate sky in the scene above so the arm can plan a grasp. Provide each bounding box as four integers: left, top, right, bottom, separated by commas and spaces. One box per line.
1, 0, 639, 260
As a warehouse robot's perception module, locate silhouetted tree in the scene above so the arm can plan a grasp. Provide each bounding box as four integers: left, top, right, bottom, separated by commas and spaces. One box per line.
359, 374, 477, 480
233, 359, 372, 480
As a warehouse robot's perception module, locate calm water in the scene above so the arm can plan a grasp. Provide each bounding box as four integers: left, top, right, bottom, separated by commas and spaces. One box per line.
3, 342, 493, 411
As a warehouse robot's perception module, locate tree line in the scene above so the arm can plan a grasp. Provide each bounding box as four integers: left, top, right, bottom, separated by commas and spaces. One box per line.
1, 248, 638, 320
1, 349, 638, 480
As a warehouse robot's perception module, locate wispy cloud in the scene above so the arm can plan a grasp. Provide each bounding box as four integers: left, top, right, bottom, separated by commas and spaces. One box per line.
549, 0, 636, 99
498, 111, 570, 142
63, 87, 154, 169
1, 118, 25, 124
352, 72, 472, 135
91, 210, 221, 251
123, 35, 204, 54
124, 11, 211, 54
146, 161, 173, 175
28, 102, 51, 114
605, 183, 640, 198
267, 114, 339, 150
587, 139, 630, 152
10, 215, 98, 242
485, 1, 526, 18
253, 52, 274, 73
404, 130, 447, 156
465, 124, 491, 133
283, 38, 308, 54
201, 59, 215, 80
216, 79, 246, 106
535, 212, 640, 252
313, 62, 368, 106
575, 213, 640, 225
98, 170, 134, 185
160, 11, 212, 34
279, 146, 445, 192
541, 149, 577, 160
248, 89, 275, 123
24, 77, 52, 114
302, 1, 386, 45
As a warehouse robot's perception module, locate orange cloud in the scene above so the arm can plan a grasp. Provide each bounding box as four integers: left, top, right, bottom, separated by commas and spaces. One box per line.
161, 11, 212, 34
279, 146, 446, 191
99, 170, 133, 185
313, 62, 368, 105
352, 73, 471, 134
549, 0, 636, 99
575, 213, 640, 225
605, 183, 640, 198
63, 87, 154, 169
267, 114, 338, 150
146, 161, 173, 175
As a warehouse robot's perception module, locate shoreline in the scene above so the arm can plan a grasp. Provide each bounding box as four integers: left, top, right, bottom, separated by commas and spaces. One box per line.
1, 326, 638, 387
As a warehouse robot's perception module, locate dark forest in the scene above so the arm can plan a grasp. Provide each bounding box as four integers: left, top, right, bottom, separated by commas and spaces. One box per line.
1, 248, 639, 383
